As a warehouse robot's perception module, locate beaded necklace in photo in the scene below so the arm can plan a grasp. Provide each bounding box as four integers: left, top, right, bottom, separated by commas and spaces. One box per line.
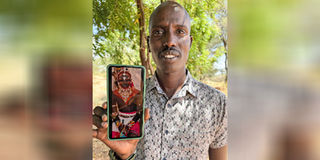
118, 86, 133, 103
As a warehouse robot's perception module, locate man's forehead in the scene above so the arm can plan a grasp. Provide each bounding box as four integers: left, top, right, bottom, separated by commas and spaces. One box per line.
154, 5, 187, 19
149, 2, 190, 29
151, 12, 190, 29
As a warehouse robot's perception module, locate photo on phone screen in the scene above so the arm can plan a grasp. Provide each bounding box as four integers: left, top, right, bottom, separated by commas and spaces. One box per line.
107, 65, 145, 140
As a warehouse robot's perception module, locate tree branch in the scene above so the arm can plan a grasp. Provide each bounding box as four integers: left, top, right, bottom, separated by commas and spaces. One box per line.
136, 0, 149, 77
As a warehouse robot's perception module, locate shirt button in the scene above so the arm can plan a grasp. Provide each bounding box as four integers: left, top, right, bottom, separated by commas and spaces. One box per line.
165, 130, 169, 134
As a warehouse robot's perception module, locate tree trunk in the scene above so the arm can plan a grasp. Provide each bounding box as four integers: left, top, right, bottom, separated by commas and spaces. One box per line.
136, 0, 152, 77
222, 37, 228, 85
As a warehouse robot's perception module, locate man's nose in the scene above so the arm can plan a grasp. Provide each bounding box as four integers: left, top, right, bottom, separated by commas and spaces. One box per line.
164, 30, 177, 47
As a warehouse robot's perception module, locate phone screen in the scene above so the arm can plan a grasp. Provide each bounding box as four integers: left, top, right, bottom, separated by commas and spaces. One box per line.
107, 65, 145, 140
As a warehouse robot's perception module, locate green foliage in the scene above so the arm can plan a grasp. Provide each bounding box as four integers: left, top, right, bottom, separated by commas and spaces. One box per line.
93, 0, 227, 79
93, 0, 140, 64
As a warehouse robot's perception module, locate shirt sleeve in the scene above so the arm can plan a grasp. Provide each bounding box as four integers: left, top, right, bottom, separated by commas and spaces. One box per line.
210, 93, 228, 149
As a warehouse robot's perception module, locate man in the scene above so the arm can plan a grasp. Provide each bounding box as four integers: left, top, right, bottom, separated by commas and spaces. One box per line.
93, 1, 227, 159
111, 69, 143, 138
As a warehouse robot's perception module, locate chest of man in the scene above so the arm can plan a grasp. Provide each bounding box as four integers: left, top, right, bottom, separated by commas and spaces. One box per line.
136, 89, 220, 159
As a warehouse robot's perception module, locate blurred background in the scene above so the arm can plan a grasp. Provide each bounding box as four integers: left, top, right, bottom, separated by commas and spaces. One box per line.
0, 0, 319, 160
0, 0, 92, 159
228, 0, 320, 159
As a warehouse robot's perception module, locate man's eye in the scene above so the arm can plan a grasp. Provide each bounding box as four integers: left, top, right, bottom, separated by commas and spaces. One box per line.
177, 29, 187, 35
152, 30, 164, 36
177, 29, 186, 35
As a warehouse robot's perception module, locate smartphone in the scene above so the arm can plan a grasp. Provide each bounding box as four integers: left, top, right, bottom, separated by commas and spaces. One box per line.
107, 64, 146, 140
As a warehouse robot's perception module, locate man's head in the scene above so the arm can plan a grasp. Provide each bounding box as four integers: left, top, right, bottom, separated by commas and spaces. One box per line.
118, 71, 132, 89
148, 1, 192, 74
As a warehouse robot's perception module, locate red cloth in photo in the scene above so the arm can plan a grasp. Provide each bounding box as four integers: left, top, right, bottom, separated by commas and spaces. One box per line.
112, 121, 140, 138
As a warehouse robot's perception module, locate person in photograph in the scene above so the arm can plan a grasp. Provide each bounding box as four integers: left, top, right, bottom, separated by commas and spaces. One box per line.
111, 69, 143, 138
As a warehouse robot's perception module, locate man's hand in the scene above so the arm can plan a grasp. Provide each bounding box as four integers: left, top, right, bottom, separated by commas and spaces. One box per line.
92, 102, 150, 159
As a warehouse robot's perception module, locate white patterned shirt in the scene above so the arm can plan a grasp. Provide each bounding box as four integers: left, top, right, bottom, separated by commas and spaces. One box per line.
136, 70, 227, 160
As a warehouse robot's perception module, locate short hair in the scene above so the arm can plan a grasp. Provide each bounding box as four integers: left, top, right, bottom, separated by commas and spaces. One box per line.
149, 1, 191, 32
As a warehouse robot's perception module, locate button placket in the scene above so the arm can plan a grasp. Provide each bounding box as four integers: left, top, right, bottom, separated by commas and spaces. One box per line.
161, 100, 171, 158
163, 99, 177, 158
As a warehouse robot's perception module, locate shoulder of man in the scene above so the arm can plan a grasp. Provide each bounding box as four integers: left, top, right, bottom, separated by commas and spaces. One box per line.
190, 76, 227, 100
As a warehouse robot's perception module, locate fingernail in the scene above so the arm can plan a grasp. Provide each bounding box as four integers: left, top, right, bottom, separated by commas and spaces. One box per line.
102, 114, 108, 121
101, 122, 108, 128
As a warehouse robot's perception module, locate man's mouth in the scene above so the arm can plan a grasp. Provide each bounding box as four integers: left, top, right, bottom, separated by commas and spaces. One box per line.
163, 54, 178, 59
160, 49, 180, 60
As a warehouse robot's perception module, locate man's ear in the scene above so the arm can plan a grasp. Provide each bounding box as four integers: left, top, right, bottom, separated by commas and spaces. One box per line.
190, 35, 193, 47
147, 36, 151, 52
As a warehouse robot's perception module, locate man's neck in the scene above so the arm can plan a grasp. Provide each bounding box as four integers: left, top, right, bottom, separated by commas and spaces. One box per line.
156, 69, 187, 99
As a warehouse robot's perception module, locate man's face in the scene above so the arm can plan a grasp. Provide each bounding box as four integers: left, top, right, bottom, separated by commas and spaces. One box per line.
149, 4, 192, 73
118, 74, 131, 89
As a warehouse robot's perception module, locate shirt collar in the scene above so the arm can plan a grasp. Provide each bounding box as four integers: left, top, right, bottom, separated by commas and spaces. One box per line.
146, 69, 197, 98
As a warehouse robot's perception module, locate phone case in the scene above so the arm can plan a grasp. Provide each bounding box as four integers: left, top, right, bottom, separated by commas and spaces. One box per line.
106, 64, 146, 141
